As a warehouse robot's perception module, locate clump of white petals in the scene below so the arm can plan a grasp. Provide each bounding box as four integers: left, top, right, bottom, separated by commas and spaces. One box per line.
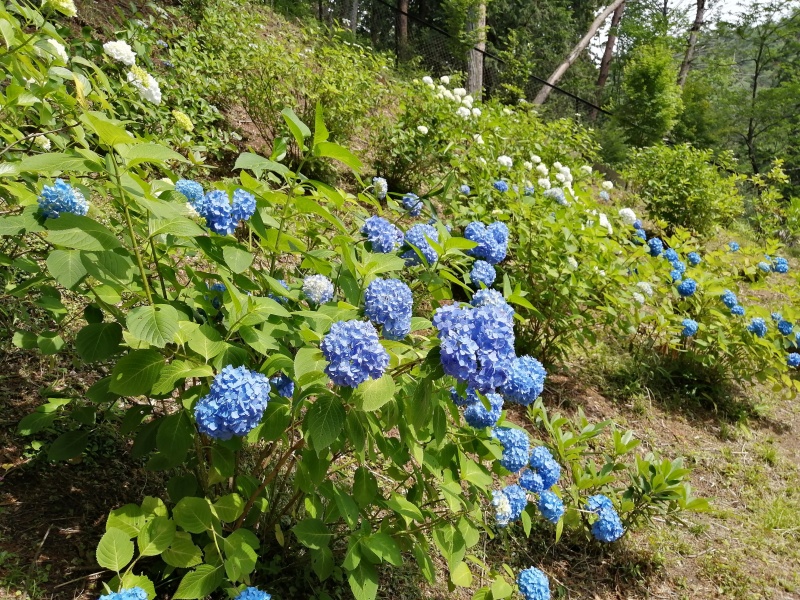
471, 107, 481, 117
127, 68, 162, 105
536, 163, 549, 176
602, 180, 614, 190
440, 75, 450, 84
34, 135, 51, 150
618, 208, 637, 226
456, 106, 471, 119
46, 39, 69, 63
537, 177, 551, 190
417, 125, 429, 135
497, 155, 513, 168
103, 40, 137, 66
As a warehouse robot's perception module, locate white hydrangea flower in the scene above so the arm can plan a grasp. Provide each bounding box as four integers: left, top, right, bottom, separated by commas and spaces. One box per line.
567, 256, 578, 269
523, 161, 533, 170
422, 76, 433, 85
127, 67, 162, 105
503, 108, 513, 115
618, 208, 637, 226
598, 213, 613, 235
24, 76, 37, 86
593, 266, 606, 277
633, 292, 645, 305
553, 161, 563, 170
435, 92, 444, 99
537, 177, 551, 190
103, 40, 137, 66
473, 134, 484, 145
46, 39, 69, 63
34, 135, 51, 150
602, 180, 614, 190
461, 95, 473, 108
497, 155, 513, 168
471, 107, 481, 117
580, 165, 593, 175
492, 492, 513, 527
186, 202, 200, 218
417, 125, 429, 135
440, 75, 450, 84
437, 84, 447, 94
456, 106, 471, 119
453, 87, 467, 97
636, 282, 654, 297
555, 173, 566, 183
444, 90, 456, 102
531, 155, 541, 164
43, 0, 77, 17
536, 164, 548, 176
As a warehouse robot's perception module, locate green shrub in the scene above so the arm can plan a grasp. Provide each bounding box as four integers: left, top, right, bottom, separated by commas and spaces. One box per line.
623, 144, 743, 236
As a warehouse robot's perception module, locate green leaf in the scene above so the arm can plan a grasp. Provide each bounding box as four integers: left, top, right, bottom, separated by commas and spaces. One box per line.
162, 532, 203, 568
354, 374, 395, 411
109, 350, 165, 396
46, 250, 87, 289
294, 347, 327, 381
313, 141, 363, 173
155, 411, 194, 469
173, 497, 214, 534
362, 533, 402, 566
386, 493, 424, 523
348, 561, 378, 600
151, 360, 213, 395
313, 102, 330, 147
149, 217, 206, 239
75, 323, 123, 362
305, 395, 345, 451
96, 527, 134, 571
107, 504, 145, 537
137, 516, 176, 556
292, 518, 332, 550
311, 546, 334, 581
120, 143, 189, 167
213, 494, 245, 523
127, 304, 181, 349
15, 152, 98, 175
353, 467, 378, 508
222, 245, 254, 274
12, 330, 37, 350
491, 574, 514, 598
47, 430, 88, 461
46, 214, 120, 251
83, 112, 138, 146
233, 152, 290, 177
173, 564, 224, 599
36, 331, 64, 355
281, 107, 311, 148
120, 573, 156, 600
451, 561, 473, 587
17, 411, 57, 435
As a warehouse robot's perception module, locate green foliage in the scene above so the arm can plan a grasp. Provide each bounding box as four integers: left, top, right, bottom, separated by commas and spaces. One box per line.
614, 44, 683, 147
623, 144, 743, 235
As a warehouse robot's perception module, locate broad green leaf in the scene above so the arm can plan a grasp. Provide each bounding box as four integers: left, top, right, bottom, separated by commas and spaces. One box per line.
120, 143, 189, 167
362, 532, 402, 566
348, 561, 378, 600
47, 430, 88, 461
353, 467, 378, 508
109, 350, 164, 396
15, 153, 98, 175
137, 516, 176, 556
46, 214, 120, 250
292, 518, 332, 550
294, 347, 327, 381
233, 152, 290, 177
96, 527, 134, 571
36, 331, 64, 355
451, 561, 473, 587
311, 546, 334, 581
83, 112, 138, 146
386, 493, 424, 523
162, 532, 202, 568
155, 411, 194, 469
12, 330, 37, 350
313, 101, 329, 147
313, 141, 363, 173
46, 249, 87, 289
106, 504, 145, 537
305, 395, 345, 451
281, 107, 311, 148
173, 497, 214, 534
151, 360, 212, 395
173, 564, 224, 599
213, 494, 245, 523
354, 374, 395, 411
222, 245, 254, 274
17, 411, 57, 435
149, 216, 205, 239
75, 323, 122, 362
127, 305, 180, 348
120, 573, 156, 599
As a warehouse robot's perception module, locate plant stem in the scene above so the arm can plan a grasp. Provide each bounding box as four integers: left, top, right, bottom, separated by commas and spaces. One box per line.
149, 237, 168, 298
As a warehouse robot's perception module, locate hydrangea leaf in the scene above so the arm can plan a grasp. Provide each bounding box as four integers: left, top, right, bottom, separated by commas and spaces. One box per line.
306, 394, 345, 451
75, 322, 122, 362
162, 532, 203, 569
96, 527, 134, 571
354, 374, 395, 412
450, 561, 473, 587
137, 516, 176, 557
292, 518, 332, 550
46, 249, 87, 289
127, 305, 181, 349
347, 560, 378, 600
47, 429, 88, 461
173, 564, 224, 599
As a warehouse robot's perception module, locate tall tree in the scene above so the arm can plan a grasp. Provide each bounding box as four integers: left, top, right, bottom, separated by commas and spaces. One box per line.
677, 0, 706, 86
591, 0, 626, 119
397, 0, 409, 61
466, 0, 487, 95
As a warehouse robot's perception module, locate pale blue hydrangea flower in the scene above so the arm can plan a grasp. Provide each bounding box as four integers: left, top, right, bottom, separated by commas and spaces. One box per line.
175, 179, 204, 205
500, 356, 547, 406
648, 238, 663, 257
687, 252, 701, 266
99, 588, 149, 600
470, 260, 496, 287
731, 305, 745, 316
747, 317, 767, 338
728, 241, 740, 252
235, 587, 272, 600
38, 179, 89, 219
362, 216, 404, 253
463, 391, 504, 428
493, 180, 509, 193
492, 426, 530, 473
788, 353, 800, 368
464, 221, 509, 264
302, 274, 334, 305
269, 373, 294, 398
194, 366, 270, 440
401, 193, 422, 216
403, 224, 439, 265
321, 320, 389, 387
537, 490, 564, 524
677, 278, 697, 297
681, 318, 698, 337
721, 290, 738, 309
778, 320, 793, 336
517, 567, 550, 600
773, 257, 789, 273
529, 446, 560, 489
364, 278, 413, 340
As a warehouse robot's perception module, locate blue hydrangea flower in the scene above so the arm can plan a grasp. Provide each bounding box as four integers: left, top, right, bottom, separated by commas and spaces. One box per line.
302, 274, 334, 305
463, 391, 504, 428
543, 187, 568, 206
731, 305, 745, 316
492, 427, 530, 473
688, 252, 701, 266
520, 469, 544, 493
721, 290, 738, 309
470, 260, 496, 287
175, 179, 204, 205
464, 221, 509, 264
207, 282, 226, 309
321, 320, 389, 387
235, 587, 272, 600
372, 176, 388, 200
788, 353, 800, 368
773, 257, 789, 273
633, 228, 647, 243
471, 289, 514, 319
591, 508, 625, 542
401, 193, 422, 216
586, 495, 614, 512
435, 303, 516, 393
728, 241, 740, 252
38, 179, 89, 219
671, 260, 686, 274
771, 312, 783, 322
648, 238, 663, 257
500, 356, 547, 406
460, 184, 471, 195
681, 318, 698, 337
493, 180, 509, 193
450, 386, 476, 407
599, 190, 610, 202
747, 317, 768, 338
364, 278, 413, 340
528, 446, 560, 489
194, 366, 270, 440
517, 567, 550, 600
778, 320, 793, 336
670, 269, 682, 283
504, 484, 528, 521
163, 60, 174, 68
200, 189, 235, 235
664, 248, 679, 262
758, 261, 772, 272
231, 189, 256, 222
99, 588, 149, 600
677, 278, 697, 297
269, 373, 294, 398
492, 484, 527, 527
403, 224, 439, 265
537, 490, 564, 524
362, 216, 404, 253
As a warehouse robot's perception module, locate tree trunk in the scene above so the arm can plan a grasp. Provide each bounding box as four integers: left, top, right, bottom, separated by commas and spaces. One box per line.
533, 0, 627, 105
350, 0, 359, 34
590, 0, 625, 120
396, 0, 409, 62
466, 0, 487, 96
677, 0, 706, 87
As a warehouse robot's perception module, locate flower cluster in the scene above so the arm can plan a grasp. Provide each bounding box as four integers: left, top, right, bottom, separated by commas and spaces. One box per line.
175, 179, 204, 206
543, 187, 568, 206
728, 241, 740, 252
586, 494, 625, 542
462, 391, 504, 428
688, 252, 702, 266
361, 216, 404, 253
235, 587, 272, 600
269, 373, 294, 399
372, 177, 388, 200
302, 275, 334, 305
189, 189, 255, 235
401, 193, 422, 216
521, 446, 561, 494
747, 317, 768, 338
44, 0, 77, 17
778, 320, 794, 336
470, 260, 496, 287
772, 257, 789, 273
618, 208, 637, 226
731, 305, 745, 316
321, 320, 389, 387
720, 289, 738, 309
788, 353, 800, 368
681, 318, 698, 337
537, 490, 564, 524
499, 356, 547, 406
648, 238, 663, 257
103, 40, 136, 65
517, 567, 550, 600
492, 484, 527, 527
493, 427, 530, 473
465, 221, 509, 264
403, 224, 439, 265
99, 588, 148, 600
459, 184, 471, 195
127, 65, 162, 104
364, 278, 413, 340
194, 366, 270, 440
677, 278, 697, 297
38, 179, 89, 219
493, 180, 509, 193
